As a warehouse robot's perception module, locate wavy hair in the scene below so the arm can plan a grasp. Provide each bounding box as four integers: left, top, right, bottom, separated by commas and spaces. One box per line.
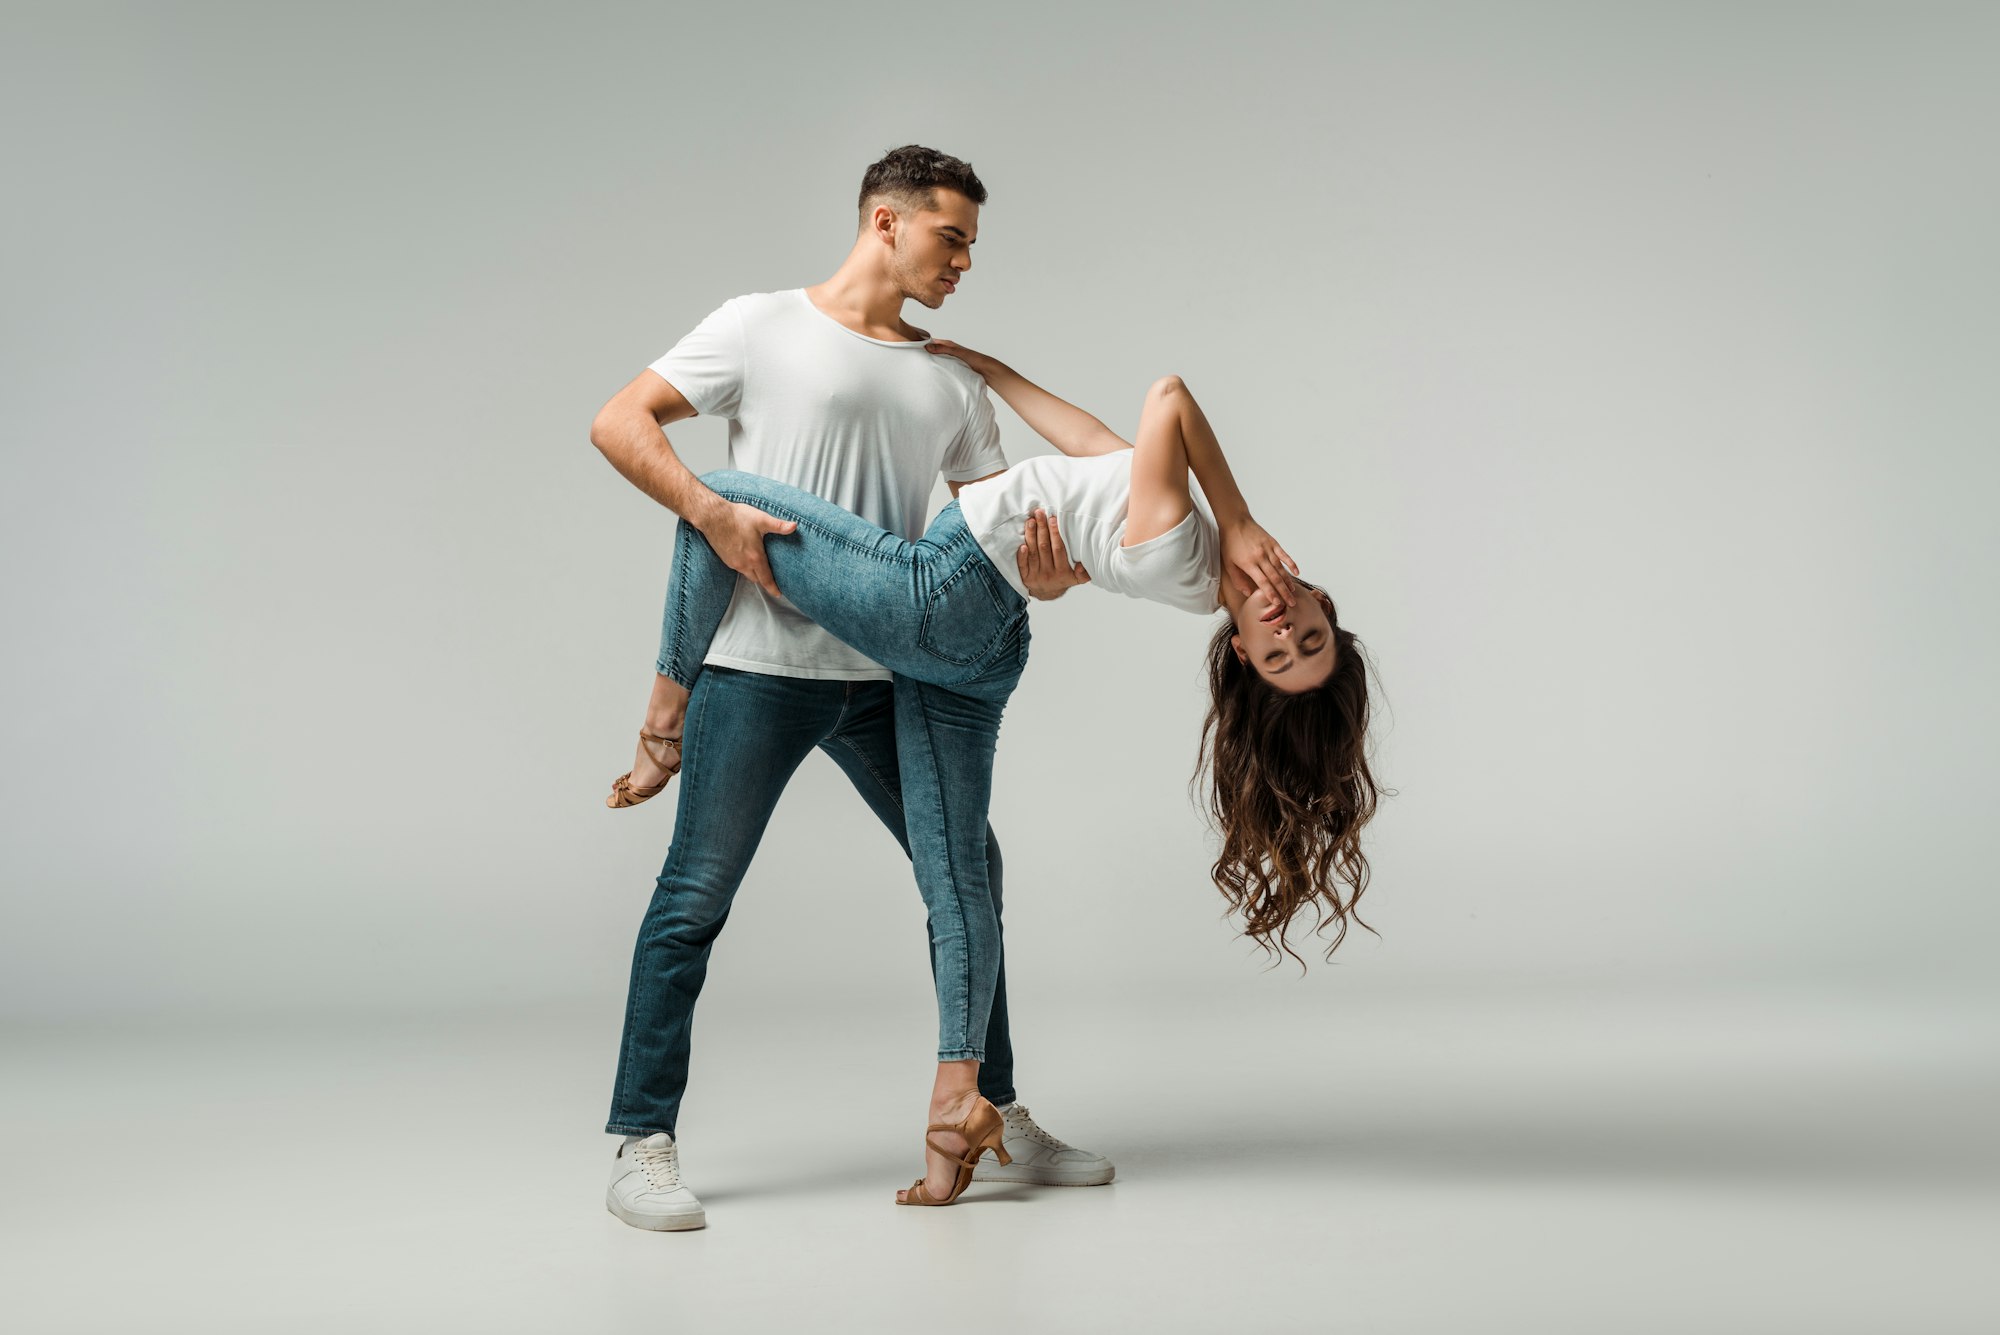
1194, 583, 1383, 969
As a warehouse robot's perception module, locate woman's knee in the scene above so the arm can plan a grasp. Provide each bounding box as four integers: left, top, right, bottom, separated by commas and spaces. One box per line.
699, 467, 756, 493
1147, 374, 1186, 401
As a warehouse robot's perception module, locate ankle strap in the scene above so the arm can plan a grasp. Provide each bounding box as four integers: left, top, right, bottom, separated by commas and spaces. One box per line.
922, 1136, 982, 1171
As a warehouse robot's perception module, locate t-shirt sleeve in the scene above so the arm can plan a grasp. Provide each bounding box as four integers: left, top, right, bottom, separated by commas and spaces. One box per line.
941, 385, 1009, 483
1113, 507, 1223, 615
647, 300, 745, 418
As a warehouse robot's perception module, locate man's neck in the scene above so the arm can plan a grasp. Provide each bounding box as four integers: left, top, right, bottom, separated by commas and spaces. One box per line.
806, 255, 924, 342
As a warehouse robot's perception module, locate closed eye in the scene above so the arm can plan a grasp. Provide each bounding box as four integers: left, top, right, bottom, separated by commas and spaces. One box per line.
1266, 631, 1326, 674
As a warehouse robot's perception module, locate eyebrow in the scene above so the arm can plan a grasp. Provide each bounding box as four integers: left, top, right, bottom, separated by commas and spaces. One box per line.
938, 226, 976, 243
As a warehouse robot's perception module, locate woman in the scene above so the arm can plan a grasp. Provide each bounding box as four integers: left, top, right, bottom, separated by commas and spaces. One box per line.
610, 348, 1380, 1206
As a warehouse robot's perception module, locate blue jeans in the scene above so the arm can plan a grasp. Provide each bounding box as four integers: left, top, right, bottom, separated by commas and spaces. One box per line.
605, 472, 1029, 1138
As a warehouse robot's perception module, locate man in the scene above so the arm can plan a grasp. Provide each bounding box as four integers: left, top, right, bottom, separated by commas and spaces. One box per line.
589, 145, 1113, 1230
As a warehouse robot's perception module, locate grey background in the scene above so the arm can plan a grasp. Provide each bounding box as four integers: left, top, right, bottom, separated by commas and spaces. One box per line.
3, 3, 1995, 1332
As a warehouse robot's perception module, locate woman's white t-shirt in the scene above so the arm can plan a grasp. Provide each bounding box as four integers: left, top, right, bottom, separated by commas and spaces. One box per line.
956, 450, 1222, 615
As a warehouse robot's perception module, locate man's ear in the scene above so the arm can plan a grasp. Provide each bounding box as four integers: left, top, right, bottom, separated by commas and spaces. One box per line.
870, 202, 899, 247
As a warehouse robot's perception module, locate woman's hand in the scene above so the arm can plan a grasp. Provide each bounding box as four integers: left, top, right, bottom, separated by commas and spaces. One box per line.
924, 338, 1006, 381
1220, 516, 1301, 619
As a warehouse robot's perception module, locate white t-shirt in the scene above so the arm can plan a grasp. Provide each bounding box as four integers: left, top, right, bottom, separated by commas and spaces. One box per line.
956, 449, 1223, 615
649, 288, 1008, 680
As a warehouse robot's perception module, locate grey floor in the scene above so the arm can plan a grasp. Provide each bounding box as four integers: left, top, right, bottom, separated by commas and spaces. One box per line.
7, 981, 1994, 1334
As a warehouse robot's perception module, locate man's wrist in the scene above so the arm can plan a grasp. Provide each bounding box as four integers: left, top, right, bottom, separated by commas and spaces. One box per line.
683, 485, 729, 532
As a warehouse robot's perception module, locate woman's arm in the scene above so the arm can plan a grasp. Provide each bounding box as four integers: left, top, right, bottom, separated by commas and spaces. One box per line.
1128, 375, 1299, 612
926, 340, 1129, 458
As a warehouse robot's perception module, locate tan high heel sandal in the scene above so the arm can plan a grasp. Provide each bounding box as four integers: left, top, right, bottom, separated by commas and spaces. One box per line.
896, 1094, 1012, 1207
606, 729, 681, 808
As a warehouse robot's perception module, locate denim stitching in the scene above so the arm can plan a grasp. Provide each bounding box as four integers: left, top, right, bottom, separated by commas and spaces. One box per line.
708, 485, 909, 565
909, 681, 980, 1058
823, 733, 904, 817
708, 479, 1014, 680
917, 552, 1009, 669
657, 521, 701, 685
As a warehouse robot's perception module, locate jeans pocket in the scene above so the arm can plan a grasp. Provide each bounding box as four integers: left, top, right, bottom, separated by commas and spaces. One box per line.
917, 553, 1010, 668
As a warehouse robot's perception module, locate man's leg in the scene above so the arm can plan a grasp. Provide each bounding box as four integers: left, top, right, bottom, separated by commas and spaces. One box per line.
818, 680, 1017, 1107
606, 667, 841, 1137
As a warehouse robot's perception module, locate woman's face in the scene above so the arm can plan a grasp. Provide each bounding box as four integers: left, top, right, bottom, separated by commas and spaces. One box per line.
1230, 582, 1337, 693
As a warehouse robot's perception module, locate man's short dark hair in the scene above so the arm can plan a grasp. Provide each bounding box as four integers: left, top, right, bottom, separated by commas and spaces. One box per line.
858, 145, 987, 223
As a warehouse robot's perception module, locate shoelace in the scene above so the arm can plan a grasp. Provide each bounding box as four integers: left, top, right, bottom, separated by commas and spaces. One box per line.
634, 1140, 683, 1190
1001, 1104, 1072, 1151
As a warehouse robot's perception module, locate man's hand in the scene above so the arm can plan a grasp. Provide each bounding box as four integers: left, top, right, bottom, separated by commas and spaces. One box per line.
1018, 509, 1090, 601
699, 498, 798, 598
1219, 516, 1300, 621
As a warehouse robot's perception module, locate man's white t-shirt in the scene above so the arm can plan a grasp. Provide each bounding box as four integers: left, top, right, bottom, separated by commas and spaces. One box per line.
649, 288, 1008, 681
957, 449, 1223, 616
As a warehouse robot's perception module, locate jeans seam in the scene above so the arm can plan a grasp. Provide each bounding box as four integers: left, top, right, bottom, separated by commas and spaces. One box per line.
657, 520, 701, 684
910, 682, 976, 1056
708, 485, 907, 566
823, 733, 903, 816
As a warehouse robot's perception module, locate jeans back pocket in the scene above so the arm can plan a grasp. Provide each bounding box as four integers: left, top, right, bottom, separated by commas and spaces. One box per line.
917, 552, 1011, 668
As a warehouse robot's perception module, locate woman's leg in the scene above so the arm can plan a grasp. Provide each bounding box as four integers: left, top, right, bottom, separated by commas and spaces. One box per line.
616, 516, 749, 795
887, 672, 1017, 1202
622, 463, 1026, 793
693, 470, 1024, 687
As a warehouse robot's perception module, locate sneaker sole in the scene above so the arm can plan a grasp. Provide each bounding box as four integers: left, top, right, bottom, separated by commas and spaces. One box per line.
606, 1196, 707, 1231
971, 1163, 1116, 1187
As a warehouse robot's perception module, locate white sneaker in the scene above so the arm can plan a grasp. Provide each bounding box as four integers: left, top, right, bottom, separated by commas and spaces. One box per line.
606, 1132, 706, 1230
972, 1102, 1115, 1186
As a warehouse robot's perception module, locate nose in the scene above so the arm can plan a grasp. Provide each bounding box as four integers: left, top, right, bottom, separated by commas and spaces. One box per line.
952, 251, 971, 273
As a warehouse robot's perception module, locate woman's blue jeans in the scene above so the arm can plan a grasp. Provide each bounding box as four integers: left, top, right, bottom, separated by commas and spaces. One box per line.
652, 470, 1029, 1064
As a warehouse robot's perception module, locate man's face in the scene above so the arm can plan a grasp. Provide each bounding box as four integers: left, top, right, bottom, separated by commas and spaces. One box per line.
887, 188, 979, 309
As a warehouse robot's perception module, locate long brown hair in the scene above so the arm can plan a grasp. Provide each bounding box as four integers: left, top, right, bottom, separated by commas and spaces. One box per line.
1194, 584, 1382, 968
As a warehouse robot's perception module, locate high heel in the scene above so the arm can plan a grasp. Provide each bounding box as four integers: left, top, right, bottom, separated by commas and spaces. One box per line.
896, 1095, 1012, 1207
606, 729, 681, 808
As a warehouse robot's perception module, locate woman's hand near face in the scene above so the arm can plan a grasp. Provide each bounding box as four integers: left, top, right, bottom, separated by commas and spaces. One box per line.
1220, 517, 1301, 619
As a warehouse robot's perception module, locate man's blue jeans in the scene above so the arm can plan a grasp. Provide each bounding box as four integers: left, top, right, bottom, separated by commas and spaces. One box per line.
606, 472, 1028, 1138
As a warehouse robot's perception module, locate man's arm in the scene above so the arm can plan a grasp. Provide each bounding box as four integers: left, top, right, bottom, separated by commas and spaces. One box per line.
588, 369, 793, 597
